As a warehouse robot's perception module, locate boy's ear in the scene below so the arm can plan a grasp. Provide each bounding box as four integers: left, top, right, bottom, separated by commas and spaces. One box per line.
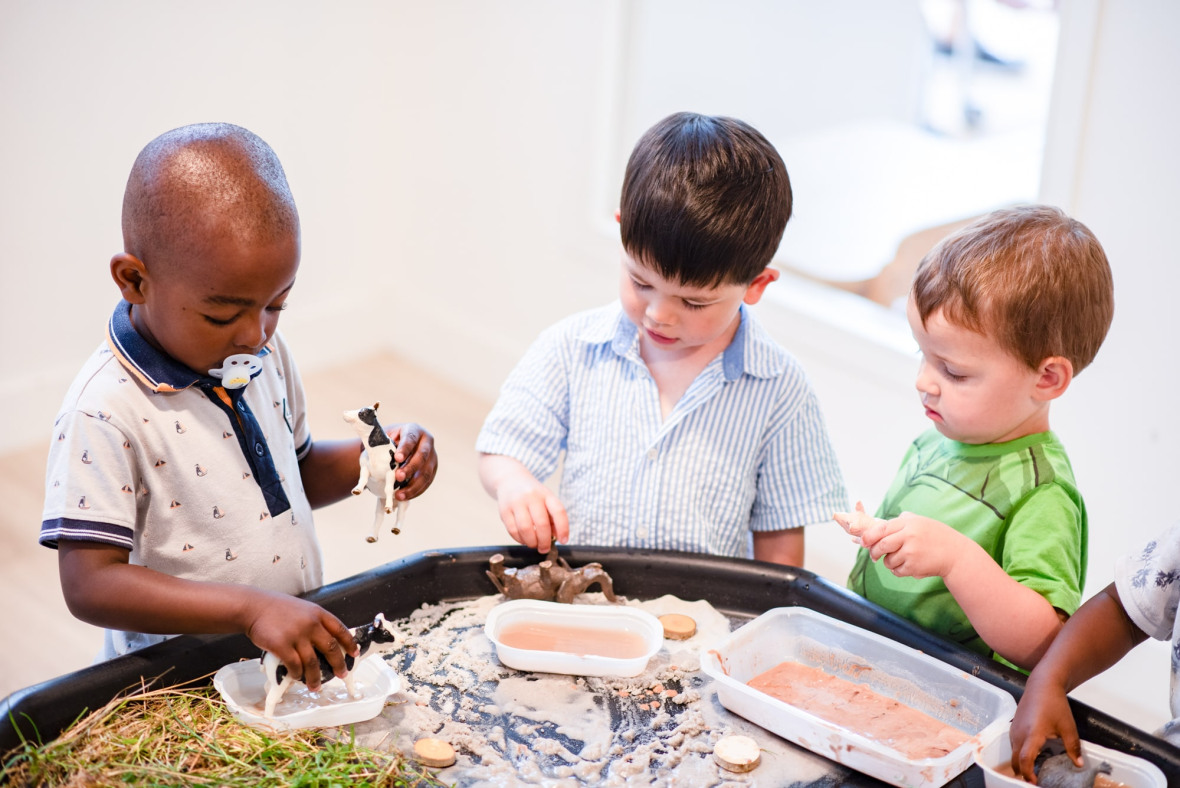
110, 253, 148, 304
1034, 356, 1074, 402
742, 267, 780, 305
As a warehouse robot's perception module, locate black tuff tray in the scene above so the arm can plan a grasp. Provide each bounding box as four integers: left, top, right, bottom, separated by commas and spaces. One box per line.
3, 546, 1177, 786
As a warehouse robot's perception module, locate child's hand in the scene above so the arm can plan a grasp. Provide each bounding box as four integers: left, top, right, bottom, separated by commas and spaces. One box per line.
243, 594, 359, 692
387, 423, 437, 500
832, 501, 880, 546
1008, 675, 1082, 783
858, 512, 969, 580
496, 475, 569, 552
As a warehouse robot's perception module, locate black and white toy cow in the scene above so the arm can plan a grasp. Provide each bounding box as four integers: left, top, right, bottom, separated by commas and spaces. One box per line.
342, 402, 408, 542
260, 612, 400, 717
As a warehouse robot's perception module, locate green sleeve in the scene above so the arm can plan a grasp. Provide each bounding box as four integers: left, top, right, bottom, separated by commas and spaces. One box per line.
1000, 483, 1086, 616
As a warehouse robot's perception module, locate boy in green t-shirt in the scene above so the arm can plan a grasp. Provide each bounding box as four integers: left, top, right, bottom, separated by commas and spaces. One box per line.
837, 205, 1114, 672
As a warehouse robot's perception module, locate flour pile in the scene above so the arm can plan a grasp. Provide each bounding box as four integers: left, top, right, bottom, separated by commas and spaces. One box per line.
339, 593, 845, 786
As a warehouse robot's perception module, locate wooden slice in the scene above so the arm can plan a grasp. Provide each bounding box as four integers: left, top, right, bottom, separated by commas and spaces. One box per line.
413, 737, 457, 768
658, 613, 697, 640
713, 735, 761, 773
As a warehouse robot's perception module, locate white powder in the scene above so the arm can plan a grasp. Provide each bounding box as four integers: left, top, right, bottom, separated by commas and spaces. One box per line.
340, 593, 838, 786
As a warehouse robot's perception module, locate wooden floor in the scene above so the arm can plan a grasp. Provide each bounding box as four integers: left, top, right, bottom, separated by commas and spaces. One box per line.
0, 351, 504, 699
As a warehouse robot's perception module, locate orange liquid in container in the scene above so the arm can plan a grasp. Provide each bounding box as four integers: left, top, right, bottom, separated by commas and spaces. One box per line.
498, 621, 648, 659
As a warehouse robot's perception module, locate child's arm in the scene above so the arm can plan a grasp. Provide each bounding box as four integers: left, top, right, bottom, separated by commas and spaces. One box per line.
1008, 583, 1148, 782
752, 528, 804, 567
856, 512, 1065, 669
478, 453, 569, 552
299, 423, 437, 508
57, 541, 359, 690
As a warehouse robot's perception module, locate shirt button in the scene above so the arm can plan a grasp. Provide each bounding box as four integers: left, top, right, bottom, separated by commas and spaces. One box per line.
647, 448, 658, 461
254, 442, 265, 456
636, 526, 649, 539
238, 401, 247, 411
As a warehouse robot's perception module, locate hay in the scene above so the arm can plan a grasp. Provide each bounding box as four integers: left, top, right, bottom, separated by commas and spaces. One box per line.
1, 676, 449, 787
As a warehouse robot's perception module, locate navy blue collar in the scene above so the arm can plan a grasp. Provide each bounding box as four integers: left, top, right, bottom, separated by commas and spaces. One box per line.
106, 300, 269, 392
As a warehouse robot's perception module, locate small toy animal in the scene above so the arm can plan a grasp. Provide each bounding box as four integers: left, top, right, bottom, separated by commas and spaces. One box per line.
1034, 750, 1112, 788
487, 546, 618, 604
260, 612, 399, 718
342, 402, 408, 542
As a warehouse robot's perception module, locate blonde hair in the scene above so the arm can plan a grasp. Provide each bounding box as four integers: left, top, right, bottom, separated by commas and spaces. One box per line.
912, 205, 1114, 373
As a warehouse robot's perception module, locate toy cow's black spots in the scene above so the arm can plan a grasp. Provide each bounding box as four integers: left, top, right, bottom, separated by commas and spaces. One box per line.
259, 612, 399, 717
343, 402, 408, 542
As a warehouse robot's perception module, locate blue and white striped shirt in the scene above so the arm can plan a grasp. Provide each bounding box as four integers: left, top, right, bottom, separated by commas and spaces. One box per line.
477, 303, 848, 558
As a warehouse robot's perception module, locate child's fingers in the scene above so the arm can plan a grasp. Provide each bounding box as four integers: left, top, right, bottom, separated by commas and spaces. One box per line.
294, 642, 321, 691
527, 498, 554, 551
323, 613, 360, 658
503, 505, 537, 549
546, 494, 570, 544
315, 632, 352, 680
869, 530, 904, 562
832, 501, 870, 534
1060, 726, 1084, 769
392, 425, 437, 498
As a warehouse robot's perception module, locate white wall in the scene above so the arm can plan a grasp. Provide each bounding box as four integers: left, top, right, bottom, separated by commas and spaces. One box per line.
1, 0, 1176, 736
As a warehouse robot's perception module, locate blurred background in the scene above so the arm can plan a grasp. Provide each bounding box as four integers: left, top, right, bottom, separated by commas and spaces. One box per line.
1, 0, 1176, 738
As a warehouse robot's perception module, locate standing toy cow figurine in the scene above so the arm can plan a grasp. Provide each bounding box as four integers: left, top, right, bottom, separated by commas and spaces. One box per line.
343, 402, 408, 542
260, 612, 400, 718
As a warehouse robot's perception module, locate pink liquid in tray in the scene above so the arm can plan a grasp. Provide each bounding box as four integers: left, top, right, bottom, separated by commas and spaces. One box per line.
497, 620, 648, 659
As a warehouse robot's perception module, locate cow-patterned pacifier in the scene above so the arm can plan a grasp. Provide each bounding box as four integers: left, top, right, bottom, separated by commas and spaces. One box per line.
209, 354, 263, 389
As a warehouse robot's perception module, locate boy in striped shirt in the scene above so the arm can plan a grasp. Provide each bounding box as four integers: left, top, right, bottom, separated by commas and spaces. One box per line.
477, 112, 847, 568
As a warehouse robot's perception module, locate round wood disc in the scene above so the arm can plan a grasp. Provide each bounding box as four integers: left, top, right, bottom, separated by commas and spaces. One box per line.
713, 735, 761, 773
658, 613, 697, 640
414, 737, 457, 768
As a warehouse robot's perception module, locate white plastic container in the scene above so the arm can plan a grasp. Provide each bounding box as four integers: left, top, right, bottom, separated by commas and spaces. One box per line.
975, 727, 1166, 788
484, 599, 663, 677
700, 607, 1017, 788
213, 656, 401, 731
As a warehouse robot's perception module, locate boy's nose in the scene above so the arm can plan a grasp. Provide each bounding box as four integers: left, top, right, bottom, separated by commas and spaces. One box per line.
234, 314, 269, 350
645, 298, 674, 326
915, 359, 938, 395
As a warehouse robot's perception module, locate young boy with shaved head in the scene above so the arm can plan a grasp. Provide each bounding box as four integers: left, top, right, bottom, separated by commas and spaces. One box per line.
39, 123, 437, 690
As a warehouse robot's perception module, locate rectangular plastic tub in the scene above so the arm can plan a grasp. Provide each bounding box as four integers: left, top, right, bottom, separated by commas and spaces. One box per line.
484, 598, 663, 677
701, 607, 1018, 788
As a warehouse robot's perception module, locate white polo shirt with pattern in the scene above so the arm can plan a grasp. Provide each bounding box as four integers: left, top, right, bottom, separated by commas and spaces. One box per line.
40, 300, 323, 660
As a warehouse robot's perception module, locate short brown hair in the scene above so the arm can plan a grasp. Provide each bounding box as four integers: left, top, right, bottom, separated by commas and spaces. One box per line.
911, 205, 1114, 373
620, 112, 792, 287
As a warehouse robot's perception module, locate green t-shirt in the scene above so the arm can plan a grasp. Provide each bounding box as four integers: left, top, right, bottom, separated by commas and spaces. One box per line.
848, 429, 1087, 664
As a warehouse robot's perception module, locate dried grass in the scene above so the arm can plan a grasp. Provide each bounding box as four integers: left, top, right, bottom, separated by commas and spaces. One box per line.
1, 677, 449, 787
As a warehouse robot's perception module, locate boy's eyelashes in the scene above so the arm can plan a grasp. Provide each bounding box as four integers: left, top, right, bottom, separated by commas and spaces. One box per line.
628, 278, 711, 310
202, 303, 288, 326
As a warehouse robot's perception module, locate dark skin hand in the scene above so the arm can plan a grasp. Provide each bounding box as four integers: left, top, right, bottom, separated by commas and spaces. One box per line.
1008, 583, 1149, 783
299, 423, 437, 508
56, 424, 437, 689
57, 541, 358, 690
